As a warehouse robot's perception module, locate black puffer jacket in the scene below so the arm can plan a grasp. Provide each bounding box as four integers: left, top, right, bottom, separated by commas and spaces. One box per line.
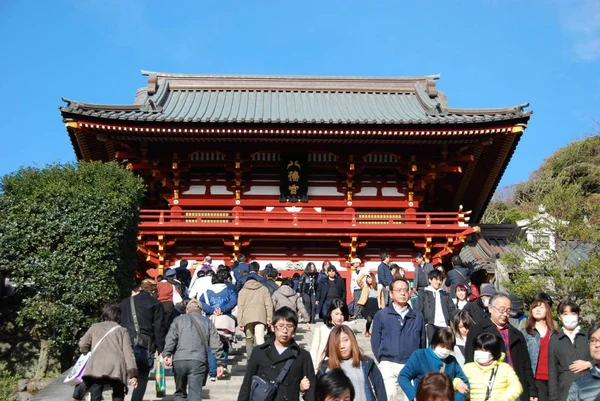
238, 340, 316, 401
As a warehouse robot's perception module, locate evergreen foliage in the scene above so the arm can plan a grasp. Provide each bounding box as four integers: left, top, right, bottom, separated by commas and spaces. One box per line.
0, 162, 145, 376
488, 135, 600, 318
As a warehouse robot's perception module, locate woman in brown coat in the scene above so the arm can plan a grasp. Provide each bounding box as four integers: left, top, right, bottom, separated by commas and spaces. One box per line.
79, 302, 138, 401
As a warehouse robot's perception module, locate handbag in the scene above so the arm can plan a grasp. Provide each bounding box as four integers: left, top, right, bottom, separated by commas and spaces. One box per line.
63, 325, 120, 385
249, 351, 297, 401
155, 355, 166, 397
210, 314, 236, 334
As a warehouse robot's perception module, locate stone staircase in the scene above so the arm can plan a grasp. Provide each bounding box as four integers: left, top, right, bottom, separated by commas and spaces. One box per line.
127, 320, 373, 401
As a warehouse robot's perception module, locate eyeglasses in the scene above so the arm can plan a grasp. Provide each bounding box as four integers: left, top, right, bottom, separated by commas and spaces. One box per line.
590, 338, 600, 345
392, 288, 409, 294
274, 324, 295, 332
490, 305, 512, 315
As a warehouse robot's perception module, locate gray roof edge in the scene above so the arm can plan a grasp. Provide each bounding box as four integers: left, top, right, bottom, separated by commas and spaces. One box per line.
140, 69, 441, 94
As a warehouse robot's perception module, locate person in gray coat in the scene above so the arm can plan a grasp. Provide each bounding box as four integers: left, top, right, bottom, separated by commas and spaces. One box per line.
549, 301, 594, 401
272, 278, 311, 331
163, 300, 225, 401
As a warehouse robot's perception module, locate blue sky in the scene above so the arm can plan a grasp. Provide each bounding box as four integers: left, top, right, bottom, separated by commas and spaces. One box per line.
1, 0, 598, 191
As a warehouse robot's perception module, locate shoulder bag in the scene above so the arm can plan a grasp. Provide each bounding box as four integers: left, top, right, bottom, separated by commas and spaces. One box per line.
249, 351, 297, 401
64, 325, 120, 385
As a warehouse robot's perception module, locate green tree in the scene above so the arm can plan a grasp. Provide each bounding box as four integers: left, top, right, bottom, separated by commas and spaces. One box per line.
0, 162, 145, 377
498, 135, 600, 319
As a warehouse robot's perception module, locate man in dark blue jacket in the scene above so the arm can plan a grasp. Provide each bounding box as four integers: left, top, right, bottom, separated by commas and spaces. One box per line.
371, 278, 426, 401
377, 253, 393, 306
235, 261, 266, 292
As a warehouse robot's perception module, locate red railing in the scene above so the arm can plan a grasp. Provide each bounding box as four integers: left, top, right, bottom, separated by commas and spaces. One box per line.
138, 209, 470, 231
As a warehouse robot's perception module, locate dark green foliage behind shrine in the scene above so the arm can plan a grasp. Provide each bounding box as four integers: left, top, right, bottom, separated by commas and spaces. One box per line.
0, 161, 145, 373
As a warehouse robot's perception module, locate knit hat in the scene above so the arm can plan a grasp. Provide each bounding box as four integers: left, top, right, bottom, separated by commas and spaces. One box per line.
509, 294, 524, 311
351, 258, 362, 264
165, 268, 176, 277
480, 284, 496, 297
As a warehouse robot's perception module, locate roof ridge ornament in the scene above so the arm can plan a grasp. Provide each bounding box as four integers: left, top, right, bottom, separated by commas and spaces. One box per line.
148, 74, 158, 96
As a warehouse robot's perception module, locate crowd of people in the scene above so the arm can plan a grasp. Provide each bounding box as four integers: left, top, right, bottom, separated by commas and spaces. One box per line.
71, 254, 600, 401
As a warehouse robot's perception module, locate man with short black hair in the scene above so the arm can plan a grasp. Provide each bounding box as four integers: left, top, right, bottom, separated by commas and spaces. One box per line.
119, 279, 165, 401
413, 253, 434, 292
238, 307, 316, 401
377, 253, 393, 306
263, 266, 281, 296
163, 299, 224, 401
175, 259, 192, 289
232, 254, 249, 283
236, 261, 266, 292
371, 278, 426, 401
465, 292, 537, 401
417, 269, 457, 342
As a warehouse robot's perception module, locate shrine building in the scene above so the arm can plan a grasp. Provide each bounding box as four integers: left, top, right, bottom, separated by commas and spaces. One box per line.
60, 71, 531, 279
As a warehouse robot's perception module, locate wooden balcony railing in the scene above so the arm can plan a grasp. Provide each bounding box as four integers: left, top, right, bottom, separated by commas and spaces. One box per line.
138, 209, 471, 233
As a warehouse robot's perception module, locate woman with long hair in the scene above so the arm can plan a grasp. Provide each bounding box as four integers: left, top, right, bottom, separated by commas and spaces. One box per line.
522, 299, 557, 401
317, 325, 387, 401
299, 262, 319, 323
358, 273, 384, 337
78, 302, 137, 401
310, 298, 349, 370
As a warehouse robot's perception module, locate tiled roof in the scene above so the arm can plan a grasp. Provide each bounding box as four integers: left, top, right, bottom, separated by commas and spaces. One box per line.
60, 71, 531, 125
459, 224, 518, 272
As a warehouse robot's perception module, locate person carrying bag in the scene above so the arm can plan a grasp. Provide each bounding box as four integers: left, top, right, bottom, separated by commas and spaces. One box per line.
249, 352, 297, 401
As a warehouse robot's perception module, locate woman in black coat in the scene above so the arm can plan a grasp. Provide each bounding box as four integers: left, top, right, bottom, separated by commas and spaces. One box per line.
299, 262, 319, 323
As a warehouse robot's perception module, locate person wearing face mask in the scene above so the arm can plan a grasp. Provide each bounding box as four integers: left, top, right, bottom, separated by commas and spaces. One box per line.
399, 328, 470, 401
463, 333, 523, 401
465, 293, 537, 401
548, 301, 593, 401
317, 325, 387, 401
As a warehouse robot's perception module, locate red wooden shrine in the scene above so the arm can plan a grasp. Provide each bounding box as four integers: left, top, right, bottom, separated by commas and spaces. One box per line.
60, 72, 531, 281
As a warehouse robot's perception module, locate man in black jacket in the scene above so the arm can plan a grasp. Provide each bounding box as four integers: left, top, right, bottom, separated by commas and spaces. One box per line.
238, 307, 316, 401
465, 292, 537, 401
119, 279, 166, 401
416, 269, 457, 342
444, 255, 471, 299
413, 253, 434, 292
316, 265, 346, 319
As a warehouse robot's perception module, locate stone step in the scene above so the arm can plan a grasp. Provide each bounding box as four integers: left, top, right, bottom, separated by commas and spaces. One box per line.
124, 320, 372, 401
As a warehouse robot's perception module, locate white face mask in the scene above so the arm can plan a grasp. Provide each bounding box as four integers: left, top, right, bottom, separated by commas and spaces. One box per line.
433, 347, 452, 359
474, 350, 493, 364
562, 315, 579, 329
483, 298, 490, 307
